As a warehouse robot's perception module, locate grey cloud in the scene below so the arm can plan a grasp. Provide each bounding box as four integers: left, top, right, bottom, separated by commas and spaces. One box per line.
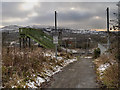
2, 2, 118, 29
2, 2, 38, 19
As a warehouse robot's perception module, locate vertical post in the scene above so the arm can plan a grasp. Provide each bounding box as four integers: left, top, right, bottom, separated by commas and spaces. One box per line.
26, 37, 27, 47
75, 37, 77, 49
29, 37, 31, 47
117, 2, 120, 88
23, 38, 25, 48
55, 11, 57, 60
19, 28, 21, 49
60, 29, 62, 47
61, 30, 63, 47
86, 38, 89, 55
107, 7, 110, 50
107, 7, 109, 33
118, 2, 120, 31
65, 40, 67, 53
19, 37, 21, 49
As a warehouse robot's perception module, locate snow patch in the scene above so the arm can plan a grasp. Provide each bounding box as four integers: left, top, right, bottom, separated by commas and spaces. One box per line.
84, 56, 92, 59
53, 65, 62, 74
71, 49, 78, 53
25, 50, 77, 88
57, 57, 63, 61
10, 41, 16, 45
26, 81, 37, 88
11, 86, 17, 88
34, 43, 38, 46
97, 63, 110, 78
61, 47, 78, 53
26, 76, 45, 88
98, 63, 110, 72
36, 77, 45, 86
63, 58, 77, 66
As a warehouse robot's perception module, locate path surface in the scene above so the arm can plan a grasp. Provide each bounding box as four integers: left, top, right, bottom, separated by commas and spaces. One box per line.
43, 57, 98, 88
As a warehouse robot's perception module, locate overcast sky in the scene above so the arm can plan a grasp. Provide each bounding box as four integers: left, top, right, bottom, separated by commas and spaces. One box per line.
1, 1, 119, 30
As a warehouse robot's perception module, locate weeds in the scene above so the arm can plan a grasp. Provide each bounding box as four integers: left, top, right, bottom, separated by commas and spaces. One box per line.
94, 54, 118, 88
2, 46, 75, 88
103, 64, 118, 88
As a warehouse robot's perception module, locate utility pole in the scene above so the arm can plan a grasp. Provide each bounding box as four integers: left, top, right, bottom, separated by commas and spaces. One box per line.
117, 2, 120, 88
106, 7, 110, 50
55, 11, 58, 60
118, 1, 120, 30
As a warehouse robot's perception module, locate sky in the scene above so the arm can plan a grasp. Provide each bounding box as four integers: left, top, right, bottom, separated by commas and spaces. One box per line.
1, 0, 119, 30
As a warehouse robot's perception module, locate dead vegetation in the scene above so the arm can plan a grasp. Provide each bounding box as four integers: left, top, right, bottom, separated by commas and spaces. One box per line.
94, 54, 118, 88
2, 46, 75, 88
94, 32, 119, 88
103, 64, 118, 88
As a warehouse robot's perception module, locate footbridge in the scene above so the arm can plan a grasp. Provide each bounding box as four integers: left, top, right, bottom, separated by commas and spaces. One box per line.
19, 28, 55, 49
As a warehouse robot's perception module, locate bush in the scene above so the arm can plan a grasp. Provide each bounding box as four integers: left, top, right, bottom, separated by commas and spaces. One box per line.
93, 48, 101, 59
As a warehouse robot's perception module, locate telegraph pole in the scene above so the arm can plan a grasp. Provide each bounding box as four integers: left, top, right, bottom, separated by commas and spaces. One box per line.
55, 11, 58, 60
55, 11, 57, 32
117, 2, 120, 88
106, 7, 110, 50
118, 2, 120, 30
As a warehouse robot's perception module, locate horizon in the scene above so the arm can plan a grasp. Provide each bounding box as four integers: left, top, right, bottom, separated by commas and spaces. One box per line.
0, 24, 115, 32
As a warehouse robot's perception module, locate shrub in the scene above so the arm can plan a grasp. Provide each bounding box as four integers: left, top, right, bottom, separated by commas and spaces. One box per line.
93, 48, 101, 59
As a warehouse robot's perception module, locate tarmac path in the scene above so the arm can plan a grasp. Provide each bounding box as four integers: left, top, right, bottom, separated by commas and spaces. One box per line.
42, 57, 98, 88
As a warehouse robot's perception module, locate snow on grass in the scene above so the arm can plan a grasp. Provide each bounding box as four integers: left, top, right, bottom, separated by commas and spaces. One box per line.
43, 57, 77, 77
53, 65, 62, 74
63, 58, 77, 66
98, 63, 110, 72
95, 62, 110, 79
26, 75, 45, 88
24, 50, 77, 88
57, 57, 63, 61
84, 56, 92, 59
36, 77, 45, 86
67, 49, 78, 53
43, 51, 55, 59
71, 49, 78, 53
61, 47, 78, 53
3, 47, 78, 88
10, 41, 16, 45
44, 53, 51, 57
11, 86, 17, 88
43, 65, 62, 77
26, 80, 37, 88
44, 69, 54, 77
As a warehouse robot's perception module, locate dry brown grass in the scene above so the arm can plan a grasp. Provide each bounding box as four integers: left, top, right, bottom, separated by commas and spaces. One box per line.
103, 63, 118, 88
94, 54, 119, 88
2, 46, 74, 88
2, 47, 46, 87
94, 55, 109, 67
